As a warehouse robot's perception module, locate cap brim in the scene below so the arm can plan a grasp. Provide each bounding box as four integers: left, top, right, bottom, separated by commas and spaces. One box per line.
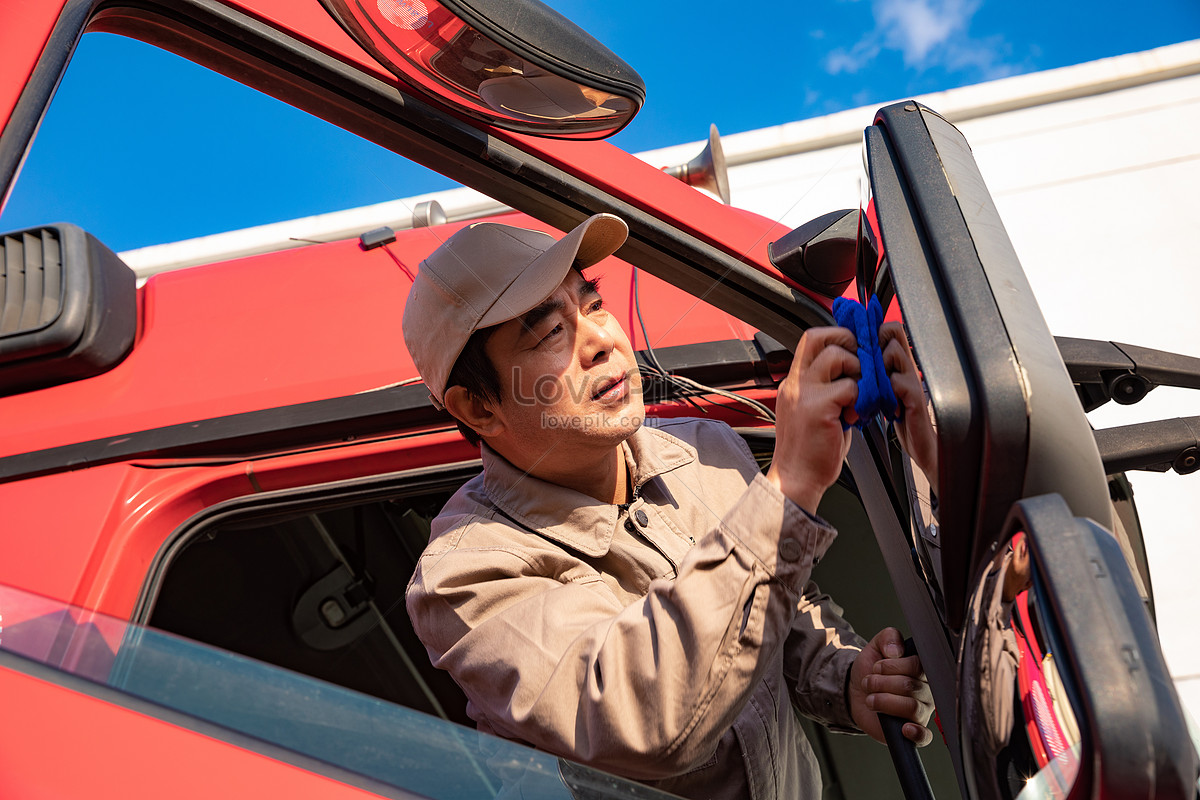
477, 213, 628, 328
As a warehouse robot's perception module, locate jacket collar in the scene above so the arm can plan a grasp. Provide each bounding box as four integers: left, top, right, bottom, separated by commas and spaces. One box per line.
480, 421, 696, 557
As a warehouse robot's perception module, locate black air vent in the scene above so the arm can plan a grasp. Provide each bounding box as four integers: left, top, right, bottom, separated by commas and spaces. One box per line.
0, 223, 136, 396
1, 228, 66, 360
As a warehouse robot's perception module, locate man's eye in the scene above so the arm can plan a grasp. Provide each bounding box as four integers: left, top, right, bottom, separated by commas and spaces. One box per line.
588, 298, 605, 313
538, 323, 564, 345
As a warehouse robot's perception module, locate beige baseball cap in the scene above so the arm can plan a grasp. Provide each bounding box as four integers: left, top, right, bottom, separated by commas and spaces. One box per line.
402, 213, 629, 407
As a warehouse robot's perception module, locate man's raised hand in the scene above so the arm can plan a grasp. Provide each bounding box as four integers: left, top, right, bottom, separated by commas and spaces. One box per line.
767, 327, 860, 515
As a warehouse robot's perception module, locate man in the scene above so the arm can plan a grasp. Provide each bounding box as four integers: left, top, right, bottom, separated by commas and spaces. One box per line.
403, 213, 936, 800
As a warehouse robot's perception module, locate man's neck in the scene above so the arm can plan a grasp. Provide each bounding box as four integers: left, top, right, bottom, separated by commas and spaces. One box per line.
504, 444, 630, 505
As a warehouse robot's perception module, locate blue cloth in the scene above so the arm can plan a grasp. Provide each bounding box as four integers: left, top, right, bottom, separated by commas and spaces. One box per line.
832, 296, 899, 428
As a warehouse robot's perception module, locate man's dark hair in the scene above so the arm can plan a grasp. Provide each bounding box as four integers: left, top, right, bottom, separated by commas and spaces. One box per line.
445, 325, 501, 446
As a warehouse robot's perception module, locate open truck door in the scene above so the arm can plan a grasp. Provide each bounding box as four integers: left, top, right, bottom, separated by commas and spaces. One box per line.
853, 101, 1200, 798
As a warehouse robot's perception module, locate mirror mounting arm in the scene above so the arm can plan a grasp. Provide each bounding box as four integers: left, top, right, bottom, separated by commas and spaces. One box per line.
1057, 336, 1200, 410
1094, 416, 1200, 475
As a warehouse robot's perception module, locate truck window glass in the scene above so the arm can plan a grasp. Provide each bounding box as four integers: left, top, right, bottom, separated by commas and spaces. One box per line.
0, 580, 680, 800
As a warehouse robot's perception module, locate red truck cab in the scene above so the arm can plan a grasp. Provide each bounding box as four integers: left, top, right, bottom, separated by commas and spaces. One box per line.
1, 2, 1197, 798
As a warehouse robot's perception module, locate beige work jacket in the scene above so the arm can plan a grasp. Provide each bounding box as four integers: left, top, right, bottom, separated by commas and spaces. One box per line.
407, 417, 865, 800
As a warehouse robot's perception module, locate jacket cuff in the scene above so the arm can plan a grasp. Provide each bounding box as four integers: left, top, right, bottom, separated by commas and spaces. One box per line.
826, 650, 865, 733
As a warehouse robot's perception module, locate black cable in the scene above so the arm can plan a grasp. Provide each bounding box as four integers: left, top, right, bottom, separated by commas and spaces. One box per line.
631, 267, 775, 421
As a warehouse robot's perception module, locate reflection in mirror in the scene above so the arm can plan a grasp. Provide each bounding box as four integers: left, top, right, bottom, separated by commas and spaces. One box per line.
961, 532, 1083, 800
874, 286, 944, 617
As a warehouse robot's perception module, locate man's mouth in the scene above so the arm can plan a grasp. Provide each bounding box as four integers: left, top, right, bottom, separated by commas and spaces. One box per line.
592, 373, 628, 401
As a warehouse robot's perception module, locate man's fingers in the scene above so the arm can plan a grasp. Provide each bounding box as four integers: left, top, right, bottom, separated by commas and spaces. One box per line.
797, 326, 858, 369
904, 723, 934, 747
866, 689, 927, 721
881, 337, 910, 374
808, 344, 861, 383
870, 626, 904, 658
864, 671, 927, 697
878, 320, 904, 340
871, 653, 923, 677
879, 324, 919, 372
828, 376, 859, 428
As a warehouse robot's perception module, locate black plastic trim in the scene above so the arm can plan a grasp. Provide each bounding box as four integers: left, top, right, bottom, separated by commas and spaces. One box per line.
865, 111, 992, 631
0, 338, 781, 485
1095, 416, 1200, 475
847, 435, 968, 797
1057, 335, 1200, 410
869, 103, 1112, 630
767, 209, 858, 297
436, 0, 645, 104
0, 223, 137, 395
0, 381, 445, 485
0, 2, 93, 214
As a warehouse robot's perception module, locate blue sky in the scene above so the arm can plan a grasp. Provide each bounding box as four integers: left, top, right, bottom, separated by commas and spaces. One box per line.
2, 0, 1199, 251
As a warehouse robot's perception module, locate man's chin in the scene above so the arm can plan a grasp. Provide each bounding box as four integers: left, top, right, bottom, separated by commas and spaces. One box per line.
539, 408, 644, 440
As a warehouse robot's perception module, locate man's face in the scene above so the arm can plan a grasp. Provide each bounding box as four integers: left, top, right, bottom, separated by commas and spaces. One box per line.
483, 269, 645, 462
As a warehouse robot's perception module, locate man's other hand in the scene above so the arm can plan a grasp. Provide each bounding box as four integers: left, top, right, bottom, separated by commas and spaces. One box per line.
766, 326, 859, 514
849, 627, 935, 746
879, 322, 939, 492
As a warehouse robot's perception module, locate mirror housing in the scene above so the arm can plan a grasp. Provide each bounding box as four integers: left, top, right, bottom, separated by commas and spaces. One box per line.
768, 209, 858, 298
320, 0, 644, 139
863, 103, 1113, 628
960, 493, 1198, 799
0, 223, 136, 396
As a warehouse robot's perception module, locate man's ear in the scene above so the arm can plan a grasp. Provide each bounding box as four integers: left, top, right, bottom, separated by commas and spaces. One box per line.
443, 386, 505, 439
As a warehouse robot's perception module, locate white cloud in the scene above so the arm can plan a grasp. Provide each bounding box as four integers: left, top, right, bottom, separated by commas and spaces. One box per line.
824, 39, 883, 74
942, 34, 1021, 80
877, 0, 977, 67
823, 0, 1010, 79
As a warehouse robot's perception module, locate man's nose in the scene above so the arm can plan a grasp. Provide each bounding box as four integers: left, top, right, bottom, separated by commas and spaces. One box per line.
576, 313, 612, 365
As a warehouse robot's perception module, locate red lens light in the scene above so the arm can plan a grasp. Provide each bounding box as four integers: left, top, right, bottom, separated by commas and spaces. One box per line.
322, 0, 636, 138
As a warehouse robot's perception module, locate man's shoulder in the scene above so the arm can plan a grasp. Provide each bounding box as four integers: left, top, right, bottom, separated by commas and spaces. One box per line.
645, 414, 734, 443
424, 474, 561, 554
429, 473, 509, 543
643, 416, 760, 469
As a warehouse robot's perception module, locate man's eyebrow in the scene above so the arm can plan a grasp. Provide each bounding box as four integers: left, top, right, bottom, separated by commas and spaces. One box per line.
519, 297, 565, 335
517, 276, 602, 338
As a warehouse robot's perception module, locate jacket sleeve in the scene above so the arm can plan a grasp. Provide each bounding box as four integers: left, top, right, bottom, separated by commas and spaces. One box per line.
406, 473, 836, 781
782, 584, 866, 731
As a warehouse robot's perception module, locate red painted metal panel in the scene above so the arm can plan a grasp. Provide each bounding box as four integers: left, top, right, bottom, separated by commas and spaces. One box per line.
0, 3, 66, 160
0, 213, 758, 459
0, 665, 388, 799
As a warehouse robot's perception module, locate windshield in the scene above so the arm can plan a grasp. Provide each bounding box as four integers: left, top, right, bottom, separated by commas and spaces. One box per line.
0, 581, 677, 800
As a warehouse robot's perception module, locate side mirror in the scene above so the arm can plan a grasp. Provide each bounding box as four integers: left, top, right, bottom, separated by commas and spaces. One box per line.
767, 209, 859, 298
319, 0, 644, 139
960, 494, 1198, 799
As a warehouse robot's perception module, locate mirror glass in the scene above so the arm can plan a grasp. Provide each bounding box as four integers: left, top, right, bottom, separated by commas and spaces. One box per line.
960, 532, 1084, 800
